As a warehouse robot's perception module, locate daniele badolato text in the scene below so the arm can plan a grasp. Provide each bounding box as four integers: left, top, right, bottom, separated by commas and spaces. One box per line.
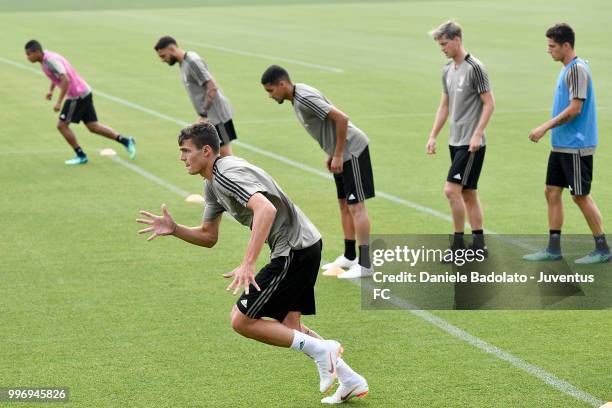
370, 246, 595, 284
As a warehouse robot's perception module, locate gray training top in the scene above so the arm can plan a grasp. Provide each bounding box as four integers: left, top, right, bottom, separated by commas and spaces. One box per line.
292, 83, 369, 162
180, 51, 233, 125
442, 54, 491, 146
203, 156, 321, 258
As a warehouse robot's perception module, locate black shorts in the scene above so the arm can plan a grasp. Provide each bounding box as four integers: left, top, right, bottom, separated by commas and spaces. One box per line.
334, 146, 375, 205
447, 145, 486, 190
215, 119, 238, 147
546, 151, 593, 196
236, 240, 322, 322
59, 93, 97, 124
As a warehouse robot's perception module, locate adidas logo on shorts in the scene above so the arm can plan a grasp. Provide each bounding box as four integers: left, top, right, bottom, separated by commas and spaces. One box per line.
240, 299, 248, 308
453, 173, 462, 180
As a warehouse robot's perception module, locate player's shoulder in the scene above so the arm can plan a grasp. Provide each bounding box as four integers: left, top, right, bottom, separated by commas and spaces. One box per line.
294, 83, 322, 99
571, 58, 591, 76
185, 51, 204, 64
213, 155, 249, 175
464, 54, 487, 72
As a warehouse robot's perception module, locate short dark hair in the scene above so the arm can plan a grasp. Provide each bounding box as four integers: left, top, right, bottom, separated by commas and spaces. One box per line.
25, 40, 43, 52
261, 65, 291, 85
178, 122, 220, 153
546, 23, 575, 48
154, 36, 177, 51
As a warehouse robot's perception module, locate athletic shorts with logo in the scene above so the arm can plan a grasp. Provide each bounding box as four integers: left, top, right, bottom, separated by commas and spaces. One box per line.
334, 146, 375, 205
236, 240, 322, 321
214, 119, 238, 147
59, 92, 97, 124
447, 145, 486, 190
546, 151, 593, 196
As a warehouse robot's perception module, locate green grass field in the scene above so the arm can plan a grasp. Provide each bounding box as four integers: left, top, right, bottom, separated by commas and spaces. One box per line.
1, 1, 610, 406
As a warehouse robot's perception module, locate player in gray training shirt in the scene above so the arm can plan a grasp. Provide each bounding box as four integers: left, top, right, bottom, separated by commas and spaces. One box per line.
154, 36, 237, 156
136, 122, 369, 403
261, 65, 376, 280
426, 21, 495, 254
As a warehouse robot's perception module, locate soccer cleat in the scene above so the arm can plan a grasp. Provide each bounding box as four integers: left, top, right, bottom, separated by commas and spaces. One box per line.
574, 250, 611, 265
321, 255, 358, 270
125, 137, 136, 159
315, 340, 343, 393
523, 249, 563, 261
321, 374, 369, 404
64, 155, 88, 165
337, 264, 373, 279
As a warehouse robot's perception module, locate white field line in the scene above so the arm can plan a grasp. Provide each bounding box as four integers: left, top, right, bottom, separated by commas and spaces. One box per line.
181, 40, 344, 73
1, 55, 605, 407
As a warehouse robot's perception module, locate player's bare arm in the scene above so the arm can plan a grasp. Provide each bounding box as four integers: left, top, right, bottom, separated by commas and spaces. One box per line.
469, 90, 495, 152
224, 193, 275, 295
529, 98, 583, 142
137, 203, 221, 247
427, 93, 449, 154
54, 73, 70, 112
327, 107, 349, 173
46, 83, 55, 100
203, 79, 219, 113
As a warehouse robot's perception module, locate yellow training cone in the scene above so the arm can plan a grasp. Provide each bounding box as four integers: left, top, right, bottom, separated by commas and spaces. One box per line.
185, 194, 205, 204
322, 266, 345, 277
100, 148, 117, 156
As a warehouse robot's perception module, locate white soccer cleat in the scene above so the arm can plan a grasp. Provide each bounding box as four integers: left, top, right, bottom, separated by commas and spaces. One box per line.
315, 340, 343, 393
321, 374, 369, 404
337, 264, 373, 279
321, 255, 358, 270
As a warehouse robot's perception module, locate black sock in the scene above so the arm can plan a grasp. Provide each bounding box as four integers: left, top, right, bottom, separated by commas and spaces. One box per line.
74, 147, 86, 158
344, 239, 356, 261
115, 134, 129, 147
452, 232, 465, 250
358, 244, 370, 268
472, 229, 485, 249
548, 230, 561, 254
594, 234, 610, 252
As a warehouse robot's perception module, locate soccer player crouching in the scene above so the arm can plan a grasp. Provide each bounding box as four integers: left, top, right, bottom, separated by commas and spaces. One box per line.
137, 123, 368, 404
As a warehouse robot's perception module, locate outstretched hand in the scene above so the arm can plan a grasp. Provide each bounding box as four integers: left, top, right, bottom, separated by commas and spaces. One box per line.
136, 204, 177, 241
223, 263, 261, 295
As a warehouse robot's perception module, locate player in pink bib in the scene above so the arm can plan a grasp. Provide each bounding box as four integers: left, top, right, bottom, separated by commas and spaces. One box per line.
25, 40, 136, 165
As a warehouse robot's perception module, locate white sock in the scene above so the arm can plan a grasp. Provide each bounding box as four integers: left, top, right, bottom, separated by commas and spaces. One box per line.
290, 329, 325, 357
337, 358, 358, 383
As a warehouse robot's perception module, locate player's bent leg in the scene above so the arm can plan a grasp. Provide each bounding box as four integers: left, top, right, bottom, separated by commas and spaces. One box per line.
280, 315, 367, 400
57, 121, 88, 165
85, 121, 136, 159
56, 120, 79, 148
85, 121, 118, 139
230, 306, 293, 347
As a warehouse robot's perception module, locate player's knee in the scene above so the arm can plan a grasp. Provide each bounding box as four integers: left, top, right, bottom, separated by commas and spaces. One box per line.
544, 186, 561, 201
572, 194, 588, 205
444, 184, 461, 200
85, 122, 98, 133
347, 202, 365, 216
230, 309, 250, 336
56, 121, 67, 131
338, 199, 349, 212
